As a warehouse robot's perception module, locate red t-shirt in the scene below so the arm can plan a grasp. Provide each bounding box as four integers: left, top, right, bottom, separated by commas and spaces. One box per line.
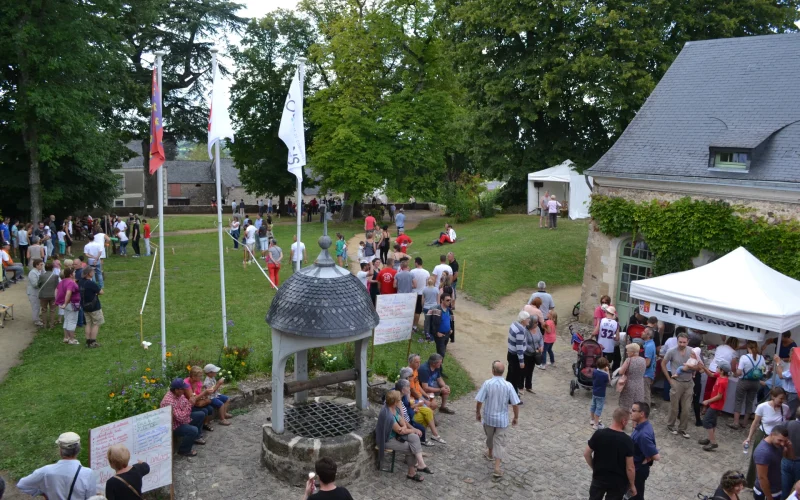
396, 234, 412, 252
378, 268, 397, 295
144, 224, 151, 239
708, 373, 728, 410
365, 216, 377, 231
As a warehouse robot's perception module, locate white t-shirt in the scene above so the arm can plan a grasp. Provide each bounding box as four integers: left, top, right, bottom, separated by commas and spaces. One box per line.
597, 318, 618, 353
291, 242, 306, 262
68, 220, 73, 234
709, 344, 737, 372
410, 268, 430, 295
117, 221, 127, 233
117, 230, 128, 243
245, 225, 257, 244
357, 271, 369, 288
738, 353, 766, 379
448, 228, 457, 242
1, 249, 10, 264
755, 401, 791, 434
432, 264, 453, 288
547, 200, 561, 213
57, 231, 66, 242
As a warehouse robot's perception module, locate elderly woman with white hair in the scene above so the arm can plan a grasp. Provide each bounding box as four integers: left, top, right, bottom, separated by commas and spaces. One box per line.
396, 376, 446, 445
507, 310, 531, 399
618, 343, 647, 410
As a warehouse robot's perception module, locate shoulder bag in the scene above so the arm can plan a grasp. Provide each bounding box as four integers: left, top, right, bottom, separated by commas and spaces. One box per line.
66, 464, 81, 500
615, 360, 629, 393
112, 473, 142, 499
37, 272, 55, 298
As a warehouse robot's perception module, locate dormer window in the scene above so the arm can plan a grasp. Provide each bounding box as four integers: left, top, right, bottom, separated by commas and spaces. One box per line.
710, 150, 751, 172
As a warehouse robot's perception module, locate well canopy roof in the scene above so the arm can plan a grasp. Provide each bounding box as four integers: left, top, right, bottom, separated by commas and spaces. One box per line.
630, 247, 800, 333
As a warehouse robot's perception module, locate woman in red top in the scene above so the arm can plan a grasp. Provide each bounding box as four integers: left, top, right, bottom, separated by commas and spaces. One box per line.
593, 295, 611, 328
184, 366, 214, 431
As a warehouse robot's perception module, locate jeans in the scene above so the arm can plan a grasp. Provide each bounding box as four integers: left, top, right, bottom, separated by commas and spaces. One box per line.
590, 396, 605, 417
119, 240, 128, 255
231, 230, 239, 249
782, 458, 800, 500
174, 410, 205, 454
631, 466, 649, 500
5, 263, 23, 280
662, 373, 671, 401
92, 262, 104, 289
541, 342, 555, 365
435, 334, 449, 360
145, 238, 151, 256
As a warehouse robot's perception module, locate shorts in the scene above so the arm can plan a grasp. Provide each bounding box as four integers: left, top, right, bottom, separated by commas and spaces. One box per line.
590, 395, 605, 416
246, 242, 255, 252
415, 295, 423, 314
84, 309, 105, 328
63, 305, 79, 330
210, 394, 229, 408
483, 425, 508, 460
259, 238, 268, 249
703, 408, 719, 429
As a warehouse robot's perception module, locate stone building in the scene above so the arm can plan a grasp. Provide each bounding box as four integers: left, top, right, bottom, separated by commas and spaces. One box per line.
579, 34, 800, 324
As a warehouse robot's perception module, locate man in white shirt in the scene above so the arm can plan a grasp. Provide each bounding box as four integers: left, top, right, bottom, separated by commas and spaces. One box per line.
244, 223, 258, 264
1, 242, 24, 282
17, 431, 99, 499
410, 257, 431, 331
431, 255, 453, 288
291, 234, 307, 272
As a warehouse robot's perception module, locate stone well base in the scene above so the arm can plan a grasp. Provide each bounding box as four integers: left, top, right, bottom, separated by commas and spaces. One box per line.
261, 396, 377, 486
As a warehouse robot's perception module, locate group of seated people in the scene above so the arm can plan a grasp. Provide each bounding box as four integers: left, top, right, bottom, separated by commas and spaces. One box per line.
376, 353, 455, 482
161, 363, 233, 457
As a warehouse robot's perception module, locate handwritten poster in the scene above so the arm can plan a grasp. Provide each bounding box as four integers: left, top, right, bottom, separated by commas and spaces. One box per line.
90, 406, 172, 493
374, 293, 417, 345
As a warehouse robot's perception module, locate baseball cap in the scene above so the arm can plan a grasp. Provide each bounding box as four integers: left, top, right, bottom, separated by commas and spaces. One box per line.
606, 306, 617, 315
56, 432, 81, 446
203, 364, 221, 374
170, 378, 189, 391
717, 360, 731, 373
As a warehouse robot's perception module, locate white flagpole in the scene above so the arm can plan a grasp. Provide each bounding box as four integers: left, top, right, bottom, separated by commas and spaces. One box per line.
155, 51, 168, 372
210, 47, 229, 347
295, 57, 306, 271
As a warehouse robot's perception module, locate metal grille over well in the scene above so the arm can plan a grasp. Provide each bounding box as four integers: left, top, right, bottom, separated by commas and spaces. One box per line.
285, 401, 362, 438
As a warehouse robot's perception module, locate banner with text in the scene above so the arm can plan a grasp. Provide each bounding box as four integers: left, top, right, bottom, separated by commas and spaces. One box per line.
639, 300, 769, 341
90, 406, 173, 493
374, 293, 417, 346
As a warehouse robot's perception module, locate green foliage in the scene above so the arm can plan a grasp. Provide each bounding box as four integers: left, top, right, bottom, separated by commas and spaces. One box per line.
219, 345, 254, 381
589, 195, 800, 278
478, 190, 498, 219
438, 174, 485, 222
107, 376, 167, 422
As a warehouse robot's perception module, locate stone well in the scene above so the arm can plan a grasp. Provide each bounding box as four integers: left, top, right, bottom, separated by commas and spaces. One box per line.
261, 396, 377, 486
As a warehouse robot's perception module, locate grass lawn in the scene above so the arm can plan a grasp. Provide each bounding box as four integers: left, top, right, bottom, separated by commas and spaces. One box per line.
0, 220, 472, 478
400, 215, 589, 307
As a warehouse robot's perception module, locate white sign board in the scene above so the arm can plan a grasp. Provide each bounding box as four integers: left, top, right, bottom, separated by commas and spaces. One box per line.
639, 300, 770, 341
90, 406, 173, 493
374, 293, 417, 346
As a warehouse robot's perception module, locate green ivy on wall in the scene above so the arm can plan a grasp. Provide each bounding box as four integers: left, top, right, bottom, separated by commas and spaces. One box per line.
589, 195, 800, 278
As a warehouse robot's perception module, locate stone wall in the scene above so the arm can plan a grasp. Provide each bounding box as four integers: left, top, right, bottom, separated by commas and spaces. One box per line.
175, 183, 216, 205
578, 183, 800, 324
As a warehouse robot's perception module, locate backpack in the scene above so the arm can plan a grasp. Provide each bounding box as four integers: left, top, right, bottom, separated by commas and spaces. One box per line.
742, 354, 764, 381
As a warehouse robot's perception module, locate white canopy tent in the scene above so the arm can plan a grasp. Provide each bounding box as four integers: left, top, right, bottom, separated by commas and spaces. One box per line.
630, 247, 800, 341
526, 160, 593, 219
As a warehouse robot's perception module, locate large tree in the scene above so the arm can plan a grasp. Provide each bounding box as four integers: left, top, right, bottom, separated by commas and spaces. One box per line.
442, 0, 800, 206
0, 0, 131, 221
302, 0, 466, 219
228, 11, 316, 211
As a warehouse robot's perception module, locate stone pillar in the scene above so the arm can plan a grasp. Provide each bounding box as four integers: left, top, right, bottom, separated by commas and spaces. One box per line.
354, 337, 369, 409
294, 349, 308, 404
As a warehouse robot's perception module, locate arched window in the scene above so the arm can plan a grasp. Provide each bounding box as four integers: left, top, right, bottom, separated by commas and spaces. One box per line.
616, 238, 654, 325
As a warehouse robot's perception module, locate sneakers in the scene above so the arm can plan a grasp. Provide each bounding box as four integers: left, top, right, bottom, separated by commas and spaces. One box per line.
678, 431, 690, 439
591, 423, 597, 430
667, 425, 677, 435
698, 438, 710, 445
539, 365, 546, 371
597, 423, 604, 429
421, 440, 436, 447
703, 443, 718, 451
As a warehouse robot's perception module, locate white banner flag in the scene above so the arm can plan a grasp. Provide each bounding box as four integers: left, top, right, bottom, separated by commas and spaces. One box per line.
208, 65, 234, 159
639, 300, 770, 341
279, 66, 306, 181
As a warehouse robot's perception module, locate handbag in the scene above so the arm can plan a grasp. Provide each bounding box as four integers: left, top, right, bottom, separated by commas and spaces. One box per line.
615, 374, 628, 393
532, 351, 543, 366
194, 396, 211, 408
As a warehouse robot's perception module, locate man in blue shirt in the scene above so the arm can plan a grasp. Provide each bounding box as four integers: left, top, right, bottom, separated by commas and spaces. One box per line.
630, 402, 659, 500
418, 353, 454, 414
425, 295, 453, 364
642, 329, 657, 408
476, 360, 520, 479
0, 218, 9, 244
395, 208, 406, 235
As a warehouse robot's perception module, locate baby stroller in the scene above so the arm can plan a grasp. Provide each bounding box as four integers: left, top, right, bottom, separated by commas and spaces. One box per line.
570, 338, 604, 396
570, 323, 585, 352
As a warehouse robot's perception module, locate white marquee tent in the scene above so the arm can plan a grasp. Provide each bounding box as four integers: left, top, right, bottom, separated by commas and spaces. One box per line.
630, 247, 800, 341
526, 160, 593, 219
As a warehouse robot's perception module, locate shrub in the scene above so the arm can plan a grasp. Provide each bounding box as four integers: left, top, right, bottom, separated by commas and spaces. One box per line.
107, 372, 168, 421
220, 345, 253, 381
478, 190, 498, 218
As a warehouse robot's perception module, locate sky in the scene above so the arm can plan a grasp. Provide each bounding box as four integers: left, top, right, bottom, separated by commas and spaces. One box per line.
239, 0, 298, 19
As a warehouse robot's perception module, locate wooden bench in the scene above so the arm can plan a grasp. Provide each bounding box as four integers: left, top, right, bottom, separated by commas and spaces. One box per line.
0, 303, 14, 328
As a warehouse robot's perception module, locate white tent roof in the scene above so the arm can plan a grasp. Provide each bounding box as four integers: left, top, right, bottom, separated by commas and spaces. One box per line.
630, 247, 800, 333
527, 160, 575, 182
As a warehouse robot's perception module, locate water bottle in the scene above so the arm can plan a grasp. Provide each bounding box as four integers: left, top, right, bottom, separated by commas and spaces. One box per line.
743, 442, 750, 454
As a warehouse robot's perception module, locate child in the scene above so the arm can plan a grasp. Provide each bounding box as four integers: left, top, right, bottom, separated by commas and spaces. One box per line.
335, 232, 345, 267
699, 360, 730, 451
542, 310, 558, 368
357, 241, 367, 263
57, 229, 66, 256
673, 347, 703, 378
590, 357, 610, 430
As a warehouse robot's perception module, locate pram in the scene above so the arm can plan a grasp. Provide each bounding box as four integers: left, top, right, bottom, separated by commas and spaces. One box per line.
570, 337, 604, 396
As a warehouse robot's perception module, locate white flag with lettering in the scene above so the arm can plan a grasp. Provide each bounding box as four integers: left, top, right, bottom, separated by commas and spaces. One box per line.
278, 66, 305, 181
208, 66, 234, 159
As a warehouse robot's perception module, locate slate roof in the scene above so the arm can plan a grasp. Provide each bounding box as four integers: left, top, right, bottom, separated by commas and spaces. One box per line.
266, 235, 380, 338
120, 141, 243, 187
588, 34, 800, 189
